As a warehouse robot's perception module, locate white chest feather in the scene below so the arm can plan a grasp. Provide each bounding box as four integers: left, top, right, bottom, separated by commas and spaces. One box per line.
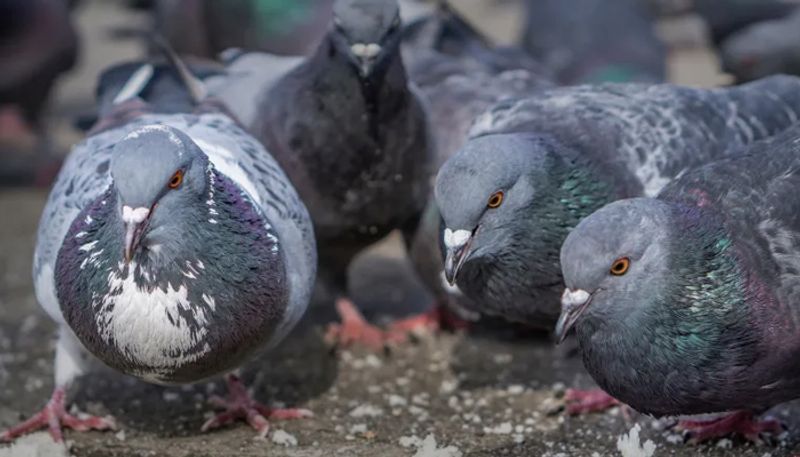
94, 263, 211, 376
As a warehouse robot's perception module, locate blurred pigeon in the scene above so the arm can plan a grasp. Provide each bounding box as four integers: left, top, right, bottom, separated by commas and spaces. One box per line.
1, 48, 316, 442
522, 0, 666, 84
0, 0, 77, 128
694, 0, 797, 45
155, 0, 334, 57
436, 75, 800, 331
720, 7, 800, 82
556, 124, 800, 443
401, 1, 549, 83
207, 0, 432, 349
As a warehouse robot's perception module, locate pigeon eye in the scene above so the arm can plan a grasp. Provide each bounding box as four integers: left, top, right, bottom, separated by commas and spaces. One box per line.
168, 170, 184, 189
487, 191, 504, 209
610, 257, 630, 276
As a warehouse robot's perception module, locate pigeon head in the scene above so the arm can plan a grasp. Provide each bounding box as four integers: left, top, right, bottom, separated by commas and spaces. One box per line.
110, 124, 208, 264
435, 133, 616, 308
331, 0, 402, 77
555, 198, 674, 342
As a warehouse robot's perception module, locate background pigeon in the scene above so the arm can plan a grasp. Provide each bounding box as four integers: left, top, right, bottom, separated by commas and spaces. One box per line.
207, 0, 432, 349
435, 75, 800, 331
720, 7, 800, 82
1, 48, 316, 442
522, 0, 666, 84
556, 123, 800, 443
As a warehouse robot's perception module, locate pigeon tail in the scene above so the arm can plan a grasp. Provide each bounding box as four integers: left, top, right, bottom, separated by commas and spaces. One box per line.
153, 35, 208, 105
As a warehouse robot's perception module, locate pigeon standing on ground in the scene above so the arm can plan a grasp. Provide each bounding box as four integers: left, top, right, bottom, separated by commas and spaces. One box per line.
436, 75, 800, 331
1, 50, 316, 442
207, 0, 432, 349
522, 0, 666, 84
556, 124, 800, 443
388, 3, 553, 334
720, 7, 800, 82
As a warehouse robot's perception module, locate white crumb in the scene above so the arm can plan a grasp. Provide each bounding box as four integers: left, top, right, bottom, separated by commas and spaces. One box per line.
617, 424, 656, 457
411, 434, 462, 457
349, 404, 384, 418
399, 435, 423, 448
483, 422, 513, 435
271, 429, 298, 447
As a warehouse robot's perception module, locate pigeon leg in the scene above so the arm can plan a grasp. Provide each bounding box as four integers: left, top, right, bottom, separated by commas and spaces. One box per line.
0, 387, 116, 442
564, 388, 622, 415
1, 328, 116, 443
676, 410, 785, 444
325, 298, 408, 350
201, 373, 312, 438
388, 302, 471, 336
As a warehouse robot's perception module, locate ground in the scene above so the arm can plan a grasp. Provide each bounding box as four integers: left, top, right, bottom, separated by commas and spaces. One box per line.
2, 1, 800, 456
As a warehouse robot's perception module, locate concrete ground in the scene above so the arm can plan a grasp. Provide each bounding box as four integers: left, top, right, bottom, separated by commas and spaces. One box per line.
2, 1, 800, 456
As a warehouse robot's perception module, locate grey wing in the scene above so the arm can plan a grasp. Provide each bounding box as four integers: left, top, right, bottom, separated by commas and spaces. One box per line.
204, 51, 303, 128
33, 128, 125, 323
172, 113, 316, 340
472, 80, 800, 197
661, 129, 800, 329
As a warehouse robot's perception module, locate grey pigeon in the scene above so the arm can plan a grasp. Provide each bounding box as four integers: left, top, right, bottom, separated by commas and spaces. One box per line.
556, 124, 800, 443
693, 0, 797, 45
522, 0, 666, 84
1, 51, 316, 442
389, 3, 553, 333
720, 7, 800, 82
435, 75, 800, 328
208, 0, 432, 348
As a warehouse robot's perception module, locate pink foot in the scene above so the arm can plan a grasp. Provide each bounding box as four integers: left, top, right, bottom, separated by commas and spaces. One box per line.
0, 388, 116, 443
0, 105, 36, 146
325, 298, 407, 350
676, 411, 785, 444
564, 388, 622, 415
388, 303, 471, 336
201, 374, 312, 438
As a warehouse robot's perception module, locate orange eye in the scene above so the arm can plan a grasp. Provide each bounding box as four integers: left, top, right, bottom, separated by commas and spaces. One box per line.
610, 257, 630, 276
487, 191, 504, 208
168, 170, 184, 189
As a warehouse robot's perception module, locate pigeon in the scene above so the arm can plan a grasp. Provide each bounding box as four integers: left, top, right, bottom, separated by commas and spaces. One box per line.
522, 0, 666, 84
436, 75, 800, 332
207, 0, 432, 349
720, 7, 800, 82
154, 0, 334, 57
1, 49, 316, 442
556, 124, 800, 443
0, 0, 77, 128
383, 3, 553, 335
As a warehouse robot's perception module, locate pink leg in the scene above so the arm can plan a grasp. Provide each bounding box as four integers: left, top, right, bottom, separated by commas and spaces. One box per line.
0, 105, 35, 145
388, 303, 471, 336
0, 387, 116, 443
676, 410, 785, 444
564, 388, 622, 415
325, 298, 408, 350
201, 374, 312, 438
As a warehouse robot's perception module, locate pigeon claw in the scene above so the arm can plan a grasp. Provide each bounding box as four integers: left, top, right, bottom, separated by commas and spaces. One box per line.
0, 387, 116, 443
201, 374, 312, 438
676, 411, 785, 445
563, 388, 622, 415
325, 298, 408, 351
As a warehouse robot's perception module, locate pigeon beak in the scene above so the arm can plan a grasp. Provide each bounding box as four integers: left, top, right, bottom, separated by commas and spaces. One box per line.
443, 228, 474, 286
555, 288, 593, 344
350, 43, 382, 77
122, 205, 151, 263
